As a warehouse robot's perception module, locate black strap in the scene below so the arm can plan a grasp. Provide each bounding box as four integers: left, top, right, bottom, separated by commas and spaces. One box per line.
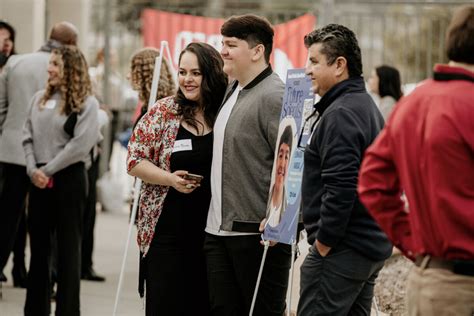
63, 112, 78, 138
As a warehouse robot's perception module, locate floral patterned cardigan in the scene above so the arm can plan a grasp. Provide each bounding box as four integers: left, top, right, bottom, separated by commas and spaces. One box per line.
126, 96, 180, 256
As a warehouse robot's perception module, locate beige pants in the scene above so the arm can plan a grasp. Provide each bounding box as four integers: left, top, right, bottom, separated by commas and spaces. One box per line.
407, 265, 474, 316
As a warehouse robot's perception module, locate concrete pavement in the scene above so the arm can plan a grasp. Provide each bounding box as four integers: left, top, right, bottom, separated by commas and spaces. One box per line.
0, 209, 144, 316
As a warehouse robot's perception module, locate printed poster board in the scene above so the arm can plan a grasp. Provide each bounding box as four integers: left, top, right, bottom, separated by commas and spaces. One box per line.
263, 68, 315, 245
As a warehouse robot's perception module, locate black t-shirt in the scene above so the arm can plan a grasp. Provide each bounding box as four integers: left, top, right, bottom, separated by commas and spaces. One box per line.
152, 125, 213, 246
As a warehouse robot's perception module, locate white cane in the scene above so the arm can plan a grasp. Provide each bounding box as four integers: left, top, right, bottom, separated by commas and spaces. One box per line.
286, 240, 297, 316
249, 240, 270, 316
113, 41, 171, 316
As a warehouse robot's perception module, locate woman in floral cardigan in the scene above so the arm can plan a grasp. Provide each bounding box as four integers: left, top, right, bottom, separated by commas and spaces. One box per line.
127, 42, 227, 315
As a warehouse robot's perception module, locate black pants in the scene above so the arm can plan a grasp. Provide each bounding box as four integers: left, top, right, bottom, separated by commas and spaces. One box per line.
82, 155, 99, 273
24, 163, 86, 316
297, 245, 385, 316
12, 208, 27, 274
145, 235, 210, 316
0, 162, 29, 272
204, 233, 291, 316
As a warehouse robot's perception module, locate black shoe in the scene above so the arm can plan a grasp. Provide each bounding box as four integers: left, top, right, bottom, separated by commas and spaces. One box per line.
12, 265, 28, 288
81, 268, 106, 282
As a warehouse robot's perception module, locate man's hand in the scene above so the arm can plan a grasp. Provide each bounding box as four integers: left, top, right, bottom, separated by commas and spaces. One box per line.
315, 240, 331, 257
259, 218, 278, 246
32, 169, 49, 189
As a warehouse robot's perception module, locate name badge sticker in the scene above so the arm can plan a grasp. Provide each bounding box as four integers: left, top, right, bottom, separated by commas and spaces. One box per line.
172, 139, 192, 153
44, 100, 57, 109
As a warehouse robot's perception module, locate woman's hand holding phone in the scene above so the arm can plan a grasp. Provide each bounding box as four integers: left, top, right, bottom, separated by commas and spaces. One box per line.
169, 170, 201, 193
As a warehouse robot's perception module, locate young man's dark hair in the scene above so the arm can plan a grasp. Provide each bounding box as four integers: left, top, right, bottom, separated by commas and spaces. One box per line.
279, 125, 293, 149
304, 24, 362, 78
221, 14, 274, 63
446, 5, 474, 64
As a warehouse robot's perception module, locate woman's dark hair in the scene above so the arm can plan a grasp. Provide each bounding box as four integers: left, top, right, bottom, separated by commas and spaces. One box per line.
0, 20, 16, 55
446, 5, 474, 64
279, 125, 293, 150
376, 65, 403, 101
176, 42, 228, 132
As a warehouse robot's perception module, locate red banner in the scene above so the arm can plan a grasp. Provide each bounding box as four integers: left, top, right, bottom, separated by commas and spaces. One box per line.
141, 9, 316, 80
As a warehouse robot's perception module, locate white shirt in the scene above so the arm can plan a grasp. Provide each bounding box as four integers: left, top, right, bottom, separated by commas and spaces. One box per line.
205, 85, 256, 236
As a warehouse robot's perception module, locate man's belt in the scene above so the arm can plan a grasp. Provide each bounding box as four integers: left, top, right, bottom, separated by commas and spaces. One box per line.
415, 255, 474, 277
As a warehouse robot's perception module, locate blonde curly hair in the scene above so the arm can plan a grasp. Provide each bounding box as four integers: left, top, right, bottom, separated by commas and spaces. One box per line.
40, 45, 92, 115
130, 47, 175, 103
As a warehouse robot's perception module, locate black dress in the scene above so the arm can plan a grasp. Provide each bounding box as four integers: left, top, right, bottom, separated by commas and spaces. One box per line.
145, 125, 212, 316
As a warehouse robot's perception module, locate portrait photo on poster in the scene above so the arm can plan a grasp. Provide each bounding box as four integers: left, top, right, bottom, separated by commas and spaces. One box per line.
265, 117, 297, 228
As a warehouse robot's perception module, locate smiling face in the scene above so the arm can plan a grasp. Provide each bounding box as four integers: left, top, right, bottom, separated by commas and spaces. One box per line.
47, 53, 64, 87
274, 142, 290, 189
305, 43, 341, 97
220, 36, 255, 82
178, 51, 202, 102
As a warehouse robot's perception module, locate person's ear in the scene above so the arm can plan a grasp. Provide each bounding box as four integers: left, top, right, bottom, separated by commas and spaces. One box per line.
251, 44, 265, 62
334, 56, 348, 77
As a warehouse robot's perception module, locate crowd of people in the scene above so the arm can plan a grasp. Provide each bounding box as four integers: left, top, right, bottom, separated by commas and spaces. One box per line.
0, 4, 473, 316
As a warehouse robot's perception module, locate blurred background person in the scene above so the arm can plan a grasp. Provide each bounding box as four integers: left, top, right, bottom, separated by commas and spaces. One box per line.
0, 20, 16, 71
89, 48, 128, 173
0, 20, 28, 289
129, 47, 176, 128
127, 42, 227, 316
23, 45, 99, 316
0, 22, 78, 290
80, 106, 109, 283
368, 65, 403, 121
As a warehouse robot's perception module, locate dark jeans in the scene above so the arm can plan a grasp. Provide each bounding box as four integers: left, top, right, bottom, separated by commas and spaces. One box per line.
82, 155, 99, 272
0, 162, 29, 271
297, 244, 385, 316
204, 233, 291, 316
24, 163, 86, 316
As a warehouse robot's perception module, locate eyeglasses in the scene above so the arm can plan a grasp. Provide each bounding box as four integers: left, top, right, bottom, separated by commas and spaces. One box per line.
297, 109, 320, 152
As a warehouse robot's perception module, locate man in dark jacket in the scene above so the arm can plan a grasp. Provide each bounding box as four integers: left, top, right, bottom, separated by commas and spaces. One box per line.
297, 24, 392, 316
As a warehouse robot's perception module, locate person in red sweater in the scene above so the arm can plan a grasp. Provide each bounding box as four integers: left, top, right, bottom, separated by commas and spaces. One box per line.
358, 5, 474, 316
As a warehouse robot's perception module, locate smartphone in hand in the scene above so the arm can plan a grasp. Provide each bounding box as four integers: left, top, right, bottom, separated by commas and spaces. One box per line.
183, 173, 204, 183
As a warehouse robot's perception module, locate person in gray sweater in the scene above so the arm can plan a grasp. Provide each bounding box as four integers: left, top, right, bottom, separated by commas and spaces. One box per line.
22, 45, 99, 316
0, 21, 78, 289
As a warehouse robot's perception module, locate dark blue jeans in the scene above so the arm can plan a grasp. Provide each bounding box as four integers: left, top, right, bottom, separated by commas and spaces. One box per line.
297, 244, 385, 316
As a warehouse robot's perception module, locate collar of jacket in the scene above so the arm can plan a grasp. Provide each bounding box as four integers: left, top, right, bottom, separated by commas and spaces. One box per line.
314, 76, 366, 116
433, 64, 474, 83
39, 39, 63, 53
222, 64, 274, 105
